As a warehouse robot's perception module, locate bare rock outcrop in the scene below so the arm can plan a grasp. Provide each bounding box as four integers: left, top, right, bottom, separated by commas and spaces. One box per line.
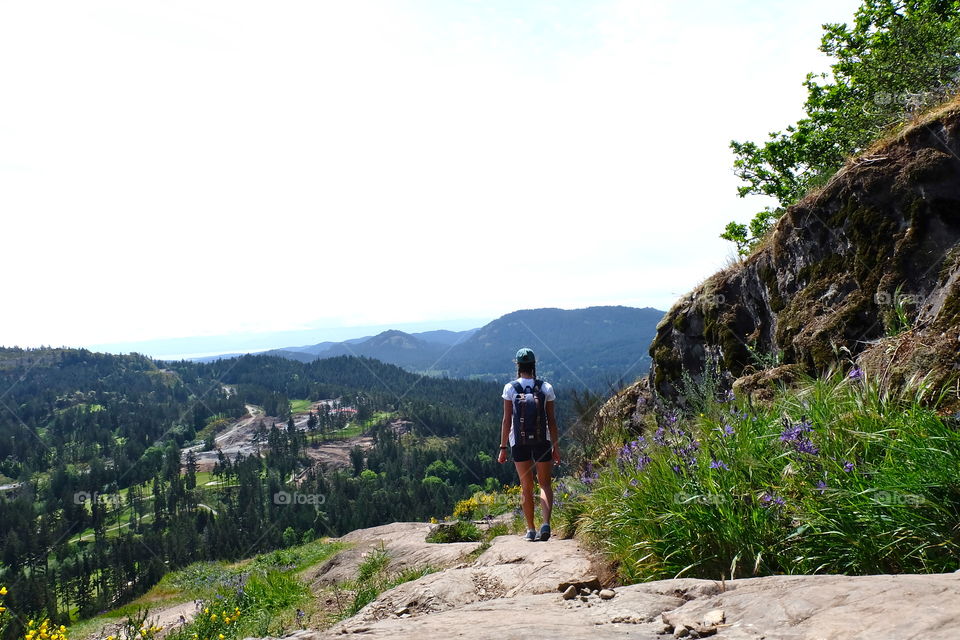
647, 98, 960, 407
272, 568, 960, 639
325, 531, 601, 631
304, 522, 483, 588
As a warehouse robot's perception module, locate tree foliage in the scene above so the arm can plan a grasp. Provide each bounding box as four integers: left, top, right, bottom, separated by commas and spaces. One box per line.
725, 0, 960, 255
0, 348, 521, 634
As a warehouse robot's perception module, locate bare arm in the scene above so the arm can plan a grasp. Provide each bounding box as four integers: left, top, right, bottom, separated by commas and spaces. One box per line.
547, 400, 560, 463
498, 399, 511, 463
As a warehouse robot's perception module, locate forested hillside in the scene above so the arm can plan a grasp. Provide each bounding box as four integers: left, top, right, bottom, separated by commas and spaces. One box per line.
0, 348, 515, 634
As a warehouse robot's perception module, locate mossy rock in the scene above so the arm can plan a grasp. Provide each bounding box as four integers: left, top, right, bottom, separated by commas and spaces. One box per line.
732, 363, 808, 406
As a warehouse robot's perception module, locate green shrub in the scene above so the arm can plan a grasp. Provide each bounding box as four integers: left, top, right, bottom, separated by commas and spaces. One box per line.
425, 521, 482, 543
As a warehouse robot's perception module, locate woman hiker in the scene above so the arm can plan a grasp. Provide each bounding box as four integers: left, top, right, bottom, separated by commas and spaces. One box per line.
498, 347, 560, 541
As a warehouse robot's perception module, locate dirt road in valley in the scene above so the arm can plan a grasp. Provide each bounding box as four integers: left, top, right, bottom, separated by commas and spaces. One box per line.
181, 402, 375, 473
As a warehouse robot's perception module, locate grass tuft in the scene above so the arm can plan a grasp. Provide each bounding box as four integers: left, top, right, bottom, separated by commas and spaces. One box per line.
577, 372, 960, 583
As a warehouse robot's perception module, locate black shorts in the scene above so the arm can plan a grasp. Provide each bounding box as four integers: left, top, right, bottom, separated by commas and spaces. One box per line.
511, 441, 553, 463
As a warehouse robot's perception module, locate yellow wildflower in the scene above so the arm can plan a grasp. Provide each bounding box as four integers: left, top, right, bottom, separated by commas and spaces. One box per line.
0, 585, 7, 595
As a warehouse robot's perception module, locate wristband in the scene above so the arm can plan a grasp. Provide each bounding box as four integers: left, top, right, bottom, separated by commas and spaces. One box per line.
499, 445, 508, 450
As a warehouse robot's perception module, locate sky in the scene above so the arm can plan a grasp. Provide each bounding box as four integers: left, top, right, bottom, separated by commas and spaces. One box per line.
0, 0, 862, 358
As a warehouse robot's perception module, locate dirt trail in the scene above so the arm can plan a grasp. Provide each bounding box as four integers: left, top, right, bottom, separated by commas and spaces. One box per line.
182, 402, 375, 473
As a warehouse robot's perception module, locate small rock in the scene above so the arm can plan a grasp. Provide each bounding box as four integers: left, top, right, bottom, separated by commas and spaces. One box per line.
478, 588, 486, 596
557, 577, 602, 592
599, 589, 616, 600
400, 613, 411, 619
562, 585, 577, 600
393, 606, 409, 616
702, 609, 725, 627
579, 595, 589, 602
580, 588, 592, 596
673, 624, 690, 638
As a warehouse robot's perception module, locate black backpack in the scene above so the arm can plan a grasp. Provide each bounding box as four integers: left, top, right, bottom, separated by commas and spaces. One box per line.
511, 379, 547, 444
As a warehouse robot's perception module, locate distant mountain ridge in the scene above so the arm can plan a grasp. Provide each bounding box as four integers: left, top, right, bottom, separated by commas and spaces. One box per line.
217, 306, 664, 390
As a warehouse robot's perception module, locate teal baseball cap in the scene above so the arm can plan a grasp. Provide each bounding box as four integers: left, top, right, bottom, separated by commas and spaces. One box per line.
515, 348, 536, 364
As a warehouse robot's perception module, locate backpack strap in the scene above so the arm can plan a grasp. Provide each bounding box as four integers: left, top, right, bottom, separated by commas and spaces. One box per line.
533, 379, 543, 393
511, 381, 525, 396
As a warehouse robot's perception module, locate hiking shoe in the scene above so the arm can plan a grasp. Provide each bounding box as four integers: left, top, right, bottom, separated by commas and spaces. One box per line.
524, 529, 537, 542
538, 524, 551, 542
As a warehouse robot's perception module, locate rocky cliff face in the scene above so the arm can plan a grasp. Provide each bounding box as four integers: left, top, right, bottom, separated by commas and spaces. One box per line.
647, 97, 960, 405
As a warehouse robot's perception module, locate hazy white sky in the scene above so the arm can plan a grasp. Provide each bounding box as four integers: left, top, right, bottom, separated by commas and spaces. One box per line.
1, 0, 861, 353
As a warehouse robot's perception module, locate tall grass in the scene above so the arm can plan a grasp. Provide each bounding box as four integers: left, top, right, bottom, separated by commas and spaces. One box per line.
579, 372, 960, 583
339, 544, 435, 619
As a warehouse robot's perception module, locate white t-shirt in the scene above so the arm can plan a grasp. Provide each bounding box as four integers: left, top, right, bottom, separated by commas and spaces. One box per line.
502, 376, 555, 446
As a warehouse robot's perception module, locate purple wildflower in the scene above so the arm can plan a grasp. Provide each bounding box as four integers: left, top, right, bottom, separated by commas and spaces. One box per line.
794, 439, 820, 455
710, 459, 730, 471
780, 419, 818, 455
629, 478, 638, 487
722, 424, 735, 437
848, 367, 864, 381
816, 480, 828, 494
843, 461, 855, 473
654, 426, 667, 447
618, 437, 651, 472
760, 492, 785, 508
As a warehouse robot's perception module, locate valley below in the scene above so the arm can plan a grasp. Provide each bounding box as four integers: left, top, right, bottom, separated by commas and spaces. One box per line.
180, 402, 377, 473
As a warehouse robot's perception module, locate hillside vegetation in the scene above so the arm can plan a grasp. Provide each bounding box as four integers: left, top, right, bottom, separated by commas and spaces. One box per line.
0, 348, 513, 636
567, 0, 960, 586
568, 372, 960, 583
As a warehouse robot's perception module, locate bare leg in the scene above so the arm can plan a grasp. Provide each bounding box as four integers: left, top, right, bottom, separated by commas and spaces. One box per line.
514, 460, 536, 531
535, 461, 553, 526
